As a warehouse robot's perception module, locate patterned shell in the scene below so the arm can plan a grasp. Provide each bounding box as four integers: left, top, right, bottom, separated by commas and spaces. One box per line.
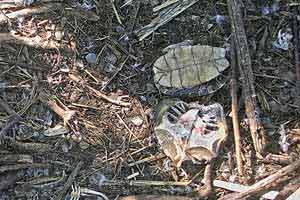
153, 45, 229, 90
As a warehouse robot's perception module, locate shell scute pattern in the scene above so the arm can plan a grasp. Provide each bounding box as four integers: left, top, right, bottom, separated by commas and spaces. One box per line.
153, 45, 229, 97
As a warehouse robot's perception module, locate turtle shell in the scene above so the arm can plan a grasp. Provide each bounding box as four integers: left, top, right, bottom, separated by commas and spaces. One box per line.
153, 45, 230, 97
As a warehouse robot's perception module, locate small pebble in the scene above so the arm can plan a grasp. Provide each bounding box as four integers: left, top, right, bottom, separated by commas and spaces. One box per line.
85, 53, 97, 64
130, 116, 143, 126
211, 14, 225, 25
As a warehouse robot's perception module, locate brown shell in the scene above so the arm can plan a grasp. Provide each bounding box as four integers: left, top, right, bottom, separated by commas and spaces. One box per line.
153, 45, 229, 89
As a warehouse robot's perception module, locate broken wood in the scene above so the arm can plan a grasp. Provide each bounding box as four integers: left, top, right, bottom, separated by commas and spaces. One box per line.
286, 187, 300, 200
219, 158, 300, 200
230, 39, 244, 176
275, 179, 300, 200
214, 180, 278, 200
38, 91, 81, 141
135, 0, 199, 41
54, 161, 83, 200
227, 0, 267, 156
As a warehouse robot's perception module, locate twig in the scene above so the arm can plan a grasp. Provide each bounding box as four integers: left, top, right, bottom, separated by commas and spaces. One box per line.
135, 0, 199, 41
286, 187, 300, 200
1, 59, 50, 71
291, 5, 300, 81
0, 154, 33, 164
198, 163, 212, 197
38, 91, 81, 140
101, 56, 129, 91
0, 97, 22, 138
0, 96, 17, 116
87, 85, 131, 107
213, 180, 278, 200
110, 0, 123, 25
0, 8, 12, 26
103, 180, 189, 187
118, 195, 195, 200
10, 141, 52, 153
227, 0, 266, 156
128, 153, 165, 167
0, 0, 63, 9
0, 163, 51, 173
54, 161, 84, 200
264, 153, 293, 165
230, 39, 244, 176
0, 32, 74, 53
275, 177, 300, 200
69, 73, 131, 107
219, 158, 300, 200
0, 3, 62, 23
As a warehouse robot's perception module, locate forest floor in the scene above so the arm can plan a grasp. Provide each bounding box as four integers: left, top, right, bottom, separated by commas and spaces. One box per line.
0, 0, 300, 199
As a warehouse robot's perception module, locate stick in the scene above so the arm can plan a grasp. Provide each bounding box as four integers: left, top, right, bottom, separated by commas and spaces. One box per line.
291, 5, 300, 81
230, 39, 244, 176
0, 96, 17, 116
110, 0, 123, 25
118, 195, 196, 200
0, 3, 62, 23
0, 97, 22, 138
286, 187, 300, 200
69, 73, 130, 107
219, 158, 300, 200
38, 91, 81, 141
213, 180, 278, 200
0, 0, 63, 9
0, 32, 74, 53
54, 161, 84, 200
276, 179, 300, 200
227, 0, 266, 156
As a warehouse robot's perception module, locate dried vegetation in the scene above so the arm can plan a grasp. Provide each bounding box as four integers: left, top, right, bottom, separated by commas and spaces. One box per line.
0, 0, 300, 199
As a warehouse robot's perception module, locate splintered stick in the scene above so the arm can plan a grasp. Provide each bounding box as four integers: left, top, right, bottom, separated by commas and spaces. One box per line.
230, 40, 244, 176
227, 0, 266, 157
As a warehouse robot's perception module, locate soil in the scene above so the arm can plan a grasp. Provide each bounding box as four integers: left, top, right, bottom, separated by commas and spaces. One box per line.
0, 0, 300, 199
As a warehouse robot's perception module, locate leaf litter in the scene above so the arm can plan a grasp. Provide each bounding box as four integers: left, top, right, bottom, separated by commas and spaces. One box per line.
0, 0, 300, 199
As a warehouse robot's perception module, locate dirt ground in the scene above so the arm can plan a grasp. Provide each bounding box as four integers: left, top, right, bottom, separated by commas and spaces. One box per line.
0, 0, 300, 199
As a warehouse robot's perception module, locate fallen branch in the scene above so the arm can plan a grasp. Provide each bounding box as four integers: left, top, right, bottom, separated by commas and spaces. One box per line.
227, 0, 267, 156
219, 158, 300, 200
275, 177, 300, 200
286, 187, 300, 200
214, 180, 278, 200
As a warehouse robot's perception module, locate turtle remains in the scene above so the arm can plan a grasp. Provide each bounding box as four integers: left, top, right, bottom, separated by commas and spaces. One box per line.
153, 45, 229, 97
154, 99, 228, 196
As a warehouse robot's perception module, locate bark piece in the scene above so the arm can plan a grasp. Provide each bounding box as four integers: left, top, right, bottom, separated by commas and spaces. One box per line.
227, 0, 267, 156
